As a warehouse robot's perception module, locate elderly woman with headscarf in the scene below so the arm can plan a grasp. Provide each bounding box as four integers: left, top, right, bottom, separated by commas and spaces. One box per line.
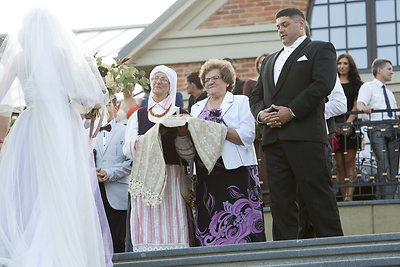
123, 65, 193, 252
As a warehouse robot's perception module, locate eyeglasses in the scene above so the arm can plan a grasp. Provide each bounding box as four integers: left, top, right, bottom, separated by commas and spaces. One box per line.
151, 76, 169, 84
204, 75, 221, 84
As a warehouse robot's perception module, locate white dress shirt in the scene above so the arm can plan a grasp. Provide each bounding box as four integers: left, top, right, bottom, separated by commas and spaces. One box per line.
325, 75, 347, 120
274, 35, 307, 85
100, 119, 116, 154
357, 78, 398, 121
256, 35, 307, 123
324, 75, 347, 133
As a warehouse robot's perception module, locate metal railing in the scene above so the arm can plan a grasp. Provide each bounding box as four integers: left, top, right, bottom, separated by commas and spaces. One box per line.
330, 108, 400, 201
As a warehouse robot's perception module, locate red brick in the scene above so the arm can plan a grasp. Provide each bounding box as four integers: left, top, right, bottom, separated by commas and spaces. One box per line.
231, 9, 246, 14
197, 0, 312, 29
222, 14, 240, 20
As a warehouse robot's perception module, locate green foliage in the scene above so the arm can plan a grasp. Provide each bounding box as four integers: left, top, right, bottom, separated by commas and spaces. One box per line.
96, 57, 150, 98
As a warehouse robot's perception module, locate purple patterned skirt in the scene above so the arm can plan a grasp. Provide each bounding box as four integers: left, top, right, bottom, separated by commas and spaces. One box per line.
194, 157, 266, 246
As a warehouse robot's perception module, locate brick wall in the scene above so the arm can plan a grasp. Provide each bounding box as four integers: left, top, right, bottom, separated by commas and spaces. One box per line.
168, 62, 203, 92
169, 0, 310, 93
169, 57, 258, 93
198, 0, 309, 29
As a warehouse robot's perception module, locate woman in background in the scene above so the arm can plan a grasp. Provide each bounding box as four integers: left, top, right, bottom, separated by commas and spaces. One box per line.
333, 53, 363, 201
116, 86, 141, 125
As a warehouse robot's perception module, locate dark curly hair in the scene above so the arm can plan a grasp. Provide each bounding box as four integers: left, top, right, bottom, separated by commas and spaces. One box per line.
337, 53, 363, 91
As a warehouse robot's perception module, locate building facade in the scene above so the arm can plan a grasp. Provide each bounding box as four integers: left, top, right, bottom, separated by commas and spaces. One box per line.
118, 0, 400, 102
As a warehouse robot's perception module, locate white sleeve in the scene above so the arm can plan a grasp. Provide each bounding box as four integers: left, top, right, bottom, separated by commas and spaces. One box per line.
256, 111, 265, 124
234, 97, 256, 147
123, 111, 139, 160
325, 76, 347, 119
357, 83, 371, 106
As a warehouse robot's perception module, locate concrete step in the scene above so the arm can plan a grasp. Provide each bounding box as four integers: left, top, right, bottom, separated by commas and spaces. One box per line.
112, 233, 400, 266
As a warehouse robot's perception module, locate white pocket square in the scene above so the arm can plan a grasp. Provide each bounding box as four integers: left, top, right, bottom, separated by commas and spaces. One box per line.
297, 55, 308, 61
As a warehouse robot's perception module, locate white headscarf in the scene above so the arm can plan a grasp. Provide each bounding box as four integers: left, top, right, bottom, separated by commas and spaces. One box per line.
147, 65, 178, 123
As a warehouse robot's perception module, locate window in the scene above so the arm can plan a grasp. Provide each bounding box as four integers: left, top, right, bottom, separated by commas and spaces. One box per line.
309, 0, 400, 69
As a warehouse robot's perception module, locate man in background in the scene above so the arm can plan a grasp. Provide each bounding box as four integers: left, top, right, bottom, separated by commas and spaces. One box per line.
185, 71, 207, 113
357, 58, 398, 199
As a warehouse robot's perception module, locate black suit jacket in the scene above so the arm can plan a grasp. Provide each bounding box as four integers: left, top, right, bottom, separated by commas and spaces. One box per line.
250, 37, 337, 146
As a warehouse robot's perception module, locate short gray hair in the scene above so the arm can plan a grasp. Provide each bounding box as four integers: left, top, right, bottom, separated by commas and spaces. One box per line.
372, 58, 392, 77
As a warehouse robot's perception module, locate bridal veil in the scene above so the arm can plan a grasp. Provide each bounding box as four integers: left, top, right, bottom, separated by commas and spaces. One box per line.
0, 7, 113, 266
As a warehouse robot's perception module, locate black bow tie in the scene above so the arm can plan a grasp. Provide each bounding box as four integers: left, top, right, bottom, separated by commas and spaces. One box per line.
100, 124, 112, 132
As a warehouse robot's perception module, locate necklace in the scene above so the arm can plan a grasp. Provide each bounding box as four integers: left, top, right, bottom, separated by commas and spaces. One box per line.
149, 103, 172, 118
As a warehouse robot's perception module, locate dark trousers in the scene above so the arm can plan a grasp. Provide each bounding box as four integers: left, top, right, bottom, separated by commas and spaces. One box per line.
264, 140, 343, 240
99, 183, 127, 253
298, 142, 335, 239
369, 125, 399, 199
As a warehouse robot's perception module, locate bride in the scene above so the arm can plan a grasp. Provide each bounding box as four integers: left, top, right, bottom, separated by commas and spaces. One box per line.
0, 8, 113, 266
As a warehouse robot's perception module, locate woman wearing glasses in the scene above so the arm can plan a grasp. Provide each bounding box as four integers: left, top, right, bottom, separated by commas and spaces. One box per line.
123, 65, 193, 252
190, 59, 266, 246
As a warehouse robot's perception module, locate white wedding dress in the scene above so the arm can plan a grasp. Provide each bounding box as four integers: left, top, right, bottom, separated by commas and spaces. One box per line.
0, 8, 113, 267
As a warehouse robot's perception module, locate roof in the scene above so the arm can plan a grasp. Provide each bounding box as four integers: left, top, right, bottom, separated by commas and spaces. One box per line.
116, 0, 280, 66
0, 24, 149, 64
74, 24, 148, 64
1, 0, 280, 67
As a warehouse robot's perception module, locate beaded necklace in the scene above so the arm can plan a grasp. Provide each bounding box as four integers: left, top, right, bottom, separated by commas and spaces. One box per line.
149, 103, 172, 118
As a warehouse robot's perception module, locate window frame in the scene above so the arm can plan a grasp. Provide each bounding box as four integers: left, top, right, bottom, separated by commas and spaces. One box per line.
307, 0, 400, 71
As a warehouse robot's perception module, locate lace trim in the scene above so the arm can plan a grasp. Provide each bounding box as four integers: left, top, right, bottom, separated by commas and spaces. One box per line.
129, 180, 163, 206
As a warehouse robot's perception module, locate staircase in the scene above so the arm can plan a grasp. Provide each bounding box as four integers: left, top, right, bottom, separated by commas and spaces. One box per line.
113, 232, 400, 266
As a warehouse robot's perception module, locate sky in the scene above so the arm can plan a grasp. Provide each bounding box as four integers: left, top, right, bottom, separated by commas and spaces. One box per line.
0, 0, 178, 33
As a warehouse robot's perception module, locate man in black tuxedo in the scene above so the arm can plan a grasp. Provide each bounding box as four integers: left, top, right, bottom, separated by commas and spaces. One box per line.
250, 8, 343, 240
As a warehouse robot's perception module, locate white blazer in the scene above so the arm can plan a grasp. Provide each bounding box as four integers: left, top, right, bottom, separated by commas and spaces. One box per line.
191, 92, 258, 170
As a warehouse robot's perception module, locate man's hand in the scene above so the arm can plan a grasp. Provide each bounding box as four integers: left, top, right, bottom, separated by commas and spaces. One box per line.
361, 105, 373, 114
357, 101, 372, 114
259, 106, 281, 128
270, 104, 295, 126
96, 168, 109, 182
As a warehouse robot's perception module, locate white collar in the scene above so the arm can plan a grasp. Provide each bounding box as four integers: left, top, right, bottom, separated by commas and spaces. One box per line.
148, 96, 170, 110
105, 119, 116, 128
373, 78, 385, 88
